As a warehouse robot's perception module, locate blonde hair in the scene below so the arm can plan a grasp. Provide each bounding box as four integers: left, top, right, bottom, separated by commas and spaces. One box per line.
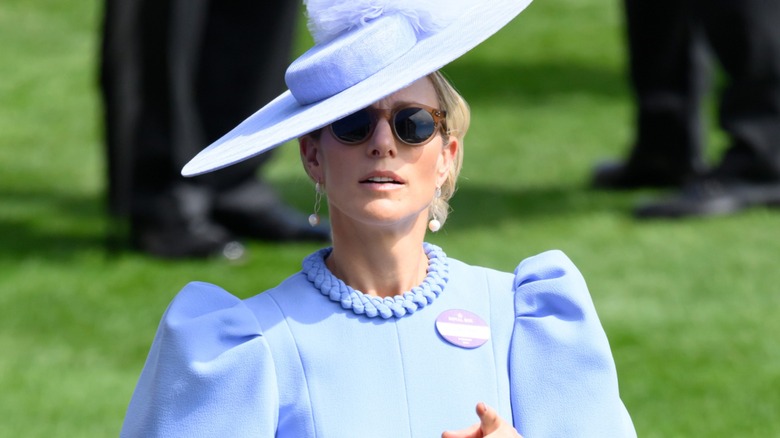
428, 70, 470, 228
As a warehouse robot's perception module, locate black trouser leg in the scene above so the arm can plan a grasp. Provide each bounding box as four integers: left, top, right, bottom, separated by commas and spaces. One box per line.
699, 0, 780, 181
190, 0, 299, 192
101, 0, 298, 223
624, 0, 707, 176
100, 0, 147, 218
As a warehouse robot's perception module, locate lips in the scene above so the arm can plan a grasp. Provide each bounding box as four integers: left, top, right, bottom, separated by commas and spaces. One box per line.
363, 176, 401, 184
360, 172, 404, 185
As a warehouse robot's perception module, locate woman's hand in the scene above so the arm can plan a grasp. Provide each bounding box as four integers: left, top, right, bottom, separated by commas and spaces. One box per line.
441, 402, 523, 438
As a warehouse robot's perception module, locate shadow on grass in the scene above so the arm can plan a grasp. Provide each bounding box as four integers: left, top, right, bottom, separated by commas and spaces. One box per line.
0, 181, 639, 261
0, 188, 107, 261
442, 58, 627, 104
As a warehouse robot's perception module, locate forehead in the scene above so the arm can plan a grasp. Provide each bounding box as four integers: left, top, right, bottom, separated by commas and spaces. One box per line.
373, 76, 437, 108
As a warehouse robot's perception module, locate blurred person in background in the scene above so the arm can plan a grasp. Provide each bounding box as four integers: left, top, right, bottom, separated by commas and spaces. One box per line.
593, 0, 780, 218
100, 0, 329, 259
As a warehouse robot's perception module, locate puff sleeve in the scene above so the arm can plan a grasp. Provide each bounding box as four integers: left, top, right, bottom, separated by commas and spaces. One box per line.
121, 282, 279, 437
509, 250, 635, 437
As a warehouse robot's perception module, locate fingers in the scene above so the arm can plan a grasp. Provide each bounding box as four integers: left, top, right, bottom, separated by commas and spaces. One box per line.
441, 422, 482, 438
476, 402, 523, 438
443, 402, 522, 438
476, 402, 500, 433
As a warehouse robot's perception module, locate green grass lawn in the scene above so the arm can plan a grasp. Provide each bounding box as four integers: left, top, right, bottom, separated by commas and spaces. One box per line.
2, 0, 779, 436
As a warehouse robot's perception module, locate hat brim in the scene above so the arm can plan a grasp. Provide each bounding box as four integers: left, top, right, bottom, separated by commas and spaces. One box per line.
182, 0, 533, 177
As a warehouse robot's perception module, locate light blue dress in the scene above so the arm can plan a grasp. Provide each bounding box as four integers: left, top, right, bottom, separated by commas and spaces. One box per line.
121, 244, 635, 437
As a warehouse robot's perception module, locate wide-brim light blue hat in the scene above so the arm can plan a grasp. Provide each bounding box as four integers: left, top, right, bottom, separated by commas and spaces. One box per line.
182, 0, 534, 177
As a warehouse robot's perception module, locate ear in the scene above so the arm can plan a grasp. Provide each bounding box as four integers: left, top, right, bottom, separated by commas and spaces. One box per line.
436, 135, 458, 187
299, 135, 324, 182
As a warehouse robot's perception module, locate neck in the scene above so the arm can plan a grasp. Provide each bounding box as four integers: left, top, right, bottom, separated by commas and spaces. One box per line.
326, 219, 430, 299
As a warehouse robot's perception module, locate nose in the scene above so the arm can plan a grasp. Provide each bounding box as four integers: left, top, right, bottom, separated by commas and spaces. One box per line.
367, 117, 397, 158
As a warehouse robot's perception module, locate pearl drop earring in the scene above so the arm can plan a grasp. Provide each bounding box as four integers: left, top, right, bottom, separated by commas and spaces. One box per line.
309, 182, 323, 227
428, 187, 442, 232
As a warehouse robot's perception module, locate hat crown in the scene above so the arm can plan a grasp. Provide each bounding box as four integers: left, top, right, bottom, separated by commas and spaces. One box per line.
285, 0, 469, 105
304, 0, 461, 44
285, 14, 416, 105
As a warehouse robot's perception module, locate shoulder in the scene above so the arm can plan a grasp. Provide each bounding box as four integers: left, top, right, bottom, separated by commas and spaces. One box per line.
166, 280, 257, 324
447, 249, 581, 290
447, 257, 514, 282
512, 250, 592, 313
169, 273, 319, 342
168, 281, 248, 317
514, 249, 582, 285
243, 271, 320, 316
154, 281, 266, 362
450, 249, 593, 320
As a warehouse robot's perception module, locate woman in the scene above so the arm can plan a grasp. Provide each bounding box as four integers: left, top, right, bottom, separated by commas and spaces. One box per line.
121, 1, 636, 437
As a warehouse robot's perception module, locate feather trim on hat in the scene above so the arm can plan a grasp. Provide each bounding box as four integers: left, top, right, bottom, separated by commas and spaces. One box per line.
304, 0, 466, 44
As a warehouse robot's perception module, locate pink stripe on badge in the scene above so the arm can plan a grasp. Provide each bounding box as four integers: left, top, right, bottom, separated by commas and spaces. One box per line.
435, 309, 490, 349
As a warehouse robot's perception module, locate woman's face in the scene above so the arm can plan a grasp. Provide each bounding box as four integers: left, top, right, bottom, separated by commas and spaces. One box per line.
300, 77, 458, 233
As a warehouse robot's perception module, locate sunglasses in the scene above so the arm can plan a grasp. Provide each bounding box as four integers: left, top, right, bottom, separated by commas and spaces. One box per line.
328, 104, 448, 146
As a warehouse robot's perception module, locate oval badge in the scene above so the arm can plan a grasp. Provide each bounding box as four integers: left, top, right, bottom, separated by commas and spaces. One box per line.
435, 309, 490, 349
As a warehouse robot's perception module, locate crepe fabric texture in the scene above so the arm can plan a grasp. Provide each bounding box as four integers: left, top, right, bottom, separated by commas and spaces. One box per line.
121, 244, 636, 437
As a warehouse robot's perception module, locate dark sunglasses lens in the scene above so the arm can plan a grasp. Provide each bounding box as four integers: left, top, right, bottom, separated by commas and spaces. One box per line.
331, 110, 372, 144
395, 107, 436, 144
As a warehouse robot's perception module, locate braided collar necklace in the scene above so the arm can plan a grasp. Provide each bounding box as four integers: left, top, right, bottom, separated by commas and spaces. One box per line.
302, 242, 449, 319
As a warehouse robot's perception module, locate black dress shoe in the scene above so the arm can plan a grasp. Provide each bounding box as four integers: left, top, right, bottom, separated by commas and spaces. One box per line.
214, 181, 331, 242
634, 177, 780, 219
129, 183, 245, 259
592, 160, 693, 190
132, 218, 245, 260
214, 203, 331, 242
